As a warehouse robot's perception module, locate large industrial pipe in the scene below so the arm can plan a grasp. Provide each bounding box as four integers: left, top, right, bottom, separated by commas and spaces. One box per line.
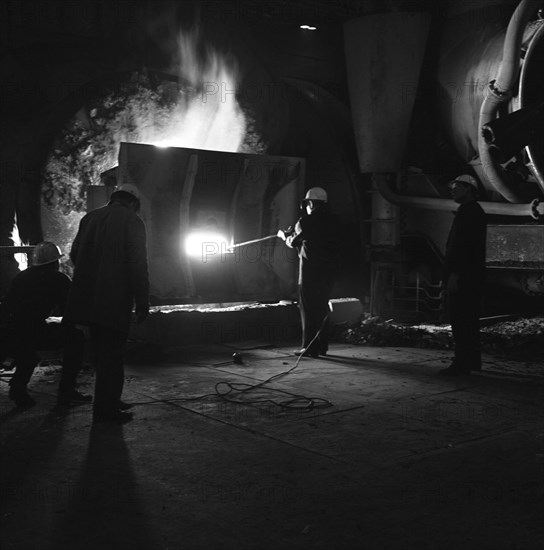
477, 0, 543, 202
519, 15, 544, 187
374, 174, 543, 218
481, 101, 544, 163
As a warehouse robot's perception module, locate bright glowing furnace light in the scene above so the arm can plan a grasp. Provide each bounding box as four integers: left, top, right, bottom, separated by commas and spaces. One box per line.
184, 231, 232, 258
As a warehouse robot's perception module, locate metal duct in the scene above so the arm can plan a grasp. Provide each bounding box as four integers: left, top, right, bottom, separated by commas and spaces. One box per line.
375, 173, 543, 218
343, 12, 432, 173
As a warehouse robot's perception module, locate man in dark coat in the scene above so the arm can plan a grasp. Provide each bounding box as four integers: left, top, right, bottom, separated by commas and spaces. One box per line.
440, 174, 487, 375
64, 184, 149, 422
278, 187, 340, 357
1, 241, 88, 408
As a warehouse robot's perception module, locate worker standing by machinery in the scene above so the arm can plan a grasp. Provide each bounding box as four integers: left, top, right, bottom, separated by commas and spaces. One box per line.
1, 241, 89, 408
64, 184, 149, 423
277, 187, 340, 357
440, 175, 487, 376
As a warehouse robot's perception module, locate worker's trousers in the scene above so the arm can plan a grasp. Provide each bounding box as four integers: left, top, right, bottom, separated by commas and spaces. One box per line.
89, 325, 127, 416
447, 287, 482, 370
299, 275, 334, 353
9, 321, 85, 392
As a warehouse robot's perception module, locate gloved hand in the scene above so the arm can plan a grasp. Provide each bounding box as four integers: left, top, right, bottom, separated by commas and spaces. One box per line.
135, 303, 149, 323
277, 226, 294, 241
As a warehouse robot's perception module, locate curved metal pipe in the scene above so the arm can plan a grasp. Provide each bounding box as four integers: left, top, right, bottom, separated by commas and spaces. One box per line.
482, 100, 544, 163
375, 175, 542, 219
520, 19, 544, 191
477, 0, 542, 202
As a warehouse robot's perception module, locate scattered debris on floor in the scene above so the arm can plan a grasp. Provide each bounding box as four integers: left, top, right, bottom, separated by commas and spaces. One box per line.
340, 316, 452, 349
339, 315, 544, 357
481, 316, 544, 352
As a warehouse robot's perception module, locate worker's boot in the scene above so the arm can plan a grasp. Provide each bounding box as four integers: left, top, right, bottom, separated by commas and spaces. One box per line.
9, 358, 37, 408
294, 347, 319, 358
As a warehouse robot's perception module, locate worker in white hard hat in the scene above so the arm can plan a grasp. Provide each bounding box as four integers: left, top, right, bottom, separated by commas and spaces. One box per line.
440, 174, 487, 376
0, 241, 90, 408
277, 187, 340, 358
64, 183, 149, 423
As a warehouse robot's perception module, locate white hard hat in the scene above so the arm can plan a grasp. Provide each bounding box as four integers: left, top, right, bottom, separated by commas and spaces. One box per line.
452, 175, 479, 189
112, 183, 140, 201
32, 241, 63, 266
304, 187, 328, 202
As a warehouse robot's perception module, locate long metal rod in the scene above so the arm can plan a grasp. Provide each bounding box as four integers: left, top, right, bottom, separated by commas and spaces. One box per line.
227, 234, 278, 250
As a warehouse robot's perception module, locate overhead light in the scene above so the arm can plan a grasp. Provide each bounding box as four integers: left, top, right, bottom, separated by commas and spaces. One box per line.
300, 25, 317, 31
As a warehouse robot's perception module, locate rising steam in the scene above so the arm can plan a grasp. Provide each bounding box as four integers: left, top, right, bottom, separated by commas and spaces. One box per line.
133, 26, 246, 151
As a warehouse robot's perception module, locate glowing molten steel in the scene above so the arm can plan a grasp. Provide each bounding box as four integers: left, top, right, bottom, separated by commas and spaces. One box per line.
184, 231, 233, 259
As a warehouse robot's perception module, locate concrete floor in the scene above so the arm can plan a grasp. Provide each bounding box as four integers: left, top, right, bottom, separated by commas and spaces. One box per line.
1, 339, 543, 550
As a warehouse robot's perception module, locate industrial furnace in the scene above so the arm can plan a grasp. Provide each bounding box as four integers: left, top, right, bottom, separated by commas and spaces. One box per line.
89, 143, 304, 305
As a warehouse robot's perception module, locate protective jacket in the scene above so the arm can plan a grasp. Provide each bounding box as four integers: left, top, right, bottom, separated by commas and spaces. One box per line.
64, 201, 149, 334
2, 266, 70, 322
444, 201, 487, 288
288, 206, 340, 284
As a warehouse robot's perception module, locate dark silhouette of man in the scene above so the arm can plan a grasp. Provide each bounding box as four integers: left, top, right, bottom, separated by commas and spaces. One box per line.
64, 184, 149, 422
278, 187, 340, 358
440, 174, 487, 375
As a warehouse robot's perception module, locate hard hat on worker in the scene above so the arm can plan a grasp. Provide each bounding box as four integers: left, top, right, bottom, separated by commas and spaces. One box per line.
111, 183, 141, 201
304, 187, 328, 202
452, 174, 479, 190
32, 241, 63, 266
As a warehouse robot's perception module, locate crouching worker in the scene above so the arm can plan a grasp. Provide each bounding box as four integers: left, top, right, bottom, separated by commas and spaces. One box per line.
1, 241, 90, 408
